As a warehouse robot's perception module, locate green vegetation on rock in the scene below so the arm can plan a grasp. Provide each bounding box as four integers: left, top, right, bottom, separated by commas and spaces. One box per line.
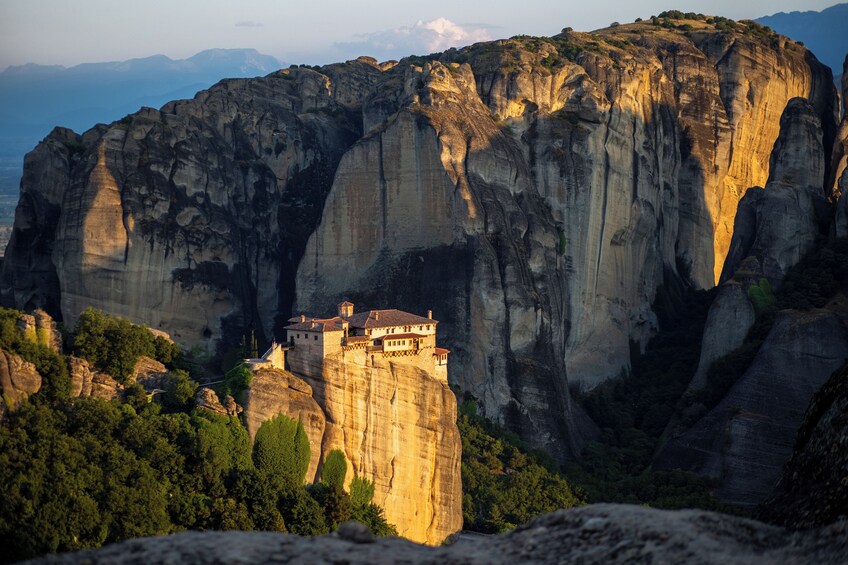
253, 414, 311, 490
0, 308, 397, 563
458, 398, 583, 533
73, 307, 183, 383
687, 238, 848, 418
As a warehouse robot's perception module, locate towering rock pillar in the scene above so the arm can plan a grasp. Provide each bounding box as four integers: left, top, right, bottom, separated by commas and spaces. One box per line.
721, 98, 829, 285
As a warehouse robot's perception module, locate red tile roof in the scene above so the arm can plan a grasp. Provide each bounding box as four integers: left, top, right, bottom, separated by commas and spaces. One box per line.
346, 309, 436, 329
284, 316, 345, 332
434, 348, 450, 355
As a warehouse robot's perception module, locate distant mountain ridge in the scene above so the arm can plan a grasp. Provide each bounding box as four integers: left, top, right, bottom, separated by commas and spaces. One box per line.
0, 48, 282, 196
756, 3, 848, 81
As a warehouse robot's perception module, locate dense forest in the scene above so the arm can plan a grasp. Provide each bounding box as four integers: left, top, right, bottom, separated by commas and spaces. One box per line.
0, 309, 393, 563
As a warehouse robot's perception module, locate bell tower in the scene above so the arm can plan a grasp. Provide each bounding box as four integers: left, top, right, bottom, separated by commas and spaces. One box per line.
338, 301, 354, 318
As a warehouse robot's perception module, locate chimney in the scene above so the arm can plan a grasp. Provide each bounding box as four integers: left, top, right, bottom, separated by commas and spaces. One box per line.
374, 312, 380, 321
300, 314, 306, 322
427, 310, 433, 319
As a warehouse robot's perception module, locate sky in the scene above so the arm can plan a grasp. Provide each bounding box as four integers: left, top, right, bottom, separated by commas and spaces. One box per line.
0, 1, 841, 69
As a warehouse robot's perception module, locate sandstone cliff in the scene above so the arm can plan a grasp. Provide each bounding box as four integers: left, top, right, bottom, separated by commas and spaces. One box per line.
653, 89, 844, 507
833, 57, 848, 236
243, 354, 462, 546
686, 97, 831, 398
1, 19, 837, 457
0, 348, 41, 417
720, 98, 830, 286
243, 368, 327, 481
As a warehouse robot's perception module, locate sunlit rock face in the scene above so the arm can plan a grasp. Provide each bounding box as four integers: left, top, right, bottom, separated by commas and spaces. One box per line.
242, 358, 462, 545
0, 349, 41, 418
721, 98, 830, 286
0, 21, 837, 458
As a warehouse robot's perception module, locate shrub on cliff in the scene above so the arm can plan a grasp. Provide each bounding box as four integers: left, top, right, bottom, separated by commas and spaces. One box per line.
162, 370, 198, 413
253, 414, 311, 489
72, 307, 182, 383
321, 449, 347, 490
347, 476, 397, 537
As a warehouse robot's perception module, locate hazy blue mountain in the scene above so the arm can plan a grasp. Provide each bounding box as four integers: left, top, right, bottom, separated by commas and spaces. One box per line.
756, 3, 848, 80
0, 49, 282, 198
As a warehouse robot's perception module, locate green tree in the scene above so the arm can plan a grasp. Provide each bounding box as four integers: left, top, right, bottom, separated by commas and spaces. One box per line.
279, 487, 327, 535
253, 414, 311, 489
223, 362, 253, 402
458, 399, 583, 533
72, 308, 181, 383
349, 476, 376, 508
71, 307, 108, 367
346, 475, 397, 537
308, 482, 352, 530
747, 278, 776, 315
321, 449, 347, 490
162, 370, 197, 413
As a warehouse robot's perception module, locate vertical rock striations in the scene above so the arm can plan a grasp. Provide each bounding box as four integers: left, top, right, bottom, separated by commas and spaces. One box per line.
721, 98, 830, 285
0, 20, 838, 457
655, 96, 843, 507
242, 357, 462, 545
686, 97, 832, 402
2, 64, 373, 349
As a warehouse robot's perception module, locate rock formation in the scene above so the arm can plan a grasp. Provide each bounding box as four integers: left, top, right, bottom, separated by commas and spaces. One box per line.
758, 361, 848, 529
686, 97, 832, 399
721, 98, 831, 286
129, 356, 169, 391
655, 82, 845, 507
69, 356, 121, 400
0, 19, 838, 456
195, 387, 242, 417
833, 57, 848, 236
68, 356, 94, 398
0, 348, 41, 417
243, 355, 462, 545
829, 56, 848, 198
687, 280, 755, 391
69, 354, 167, 400
30, 504, 848, 565
243, 368, 327, 481
15, 309, 63, 353
655, 310, 848, 506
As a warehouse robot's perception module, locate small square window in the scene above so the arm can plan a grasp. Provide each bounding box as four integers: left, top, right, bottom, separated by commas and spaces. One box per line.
314, 335, 318, 341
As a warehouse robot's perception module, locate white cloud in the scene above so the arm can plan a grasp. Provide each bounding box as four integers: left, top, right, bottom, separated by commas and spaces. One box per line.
235, 21, 264, 28
336, 18, 493, 60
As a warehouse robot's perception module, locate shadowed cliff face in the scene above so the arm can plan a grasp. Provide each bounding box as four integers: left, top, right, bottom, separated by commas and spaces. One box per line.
1, 64, 373, 349
0, 22, 837, 459
758, 361, 848, 529
653, 97, 845, 506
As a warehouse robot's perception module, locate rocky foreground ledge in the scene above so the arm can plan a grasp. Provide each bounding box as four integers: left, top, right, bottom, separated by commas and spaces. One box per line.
29, 504, 848, 564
